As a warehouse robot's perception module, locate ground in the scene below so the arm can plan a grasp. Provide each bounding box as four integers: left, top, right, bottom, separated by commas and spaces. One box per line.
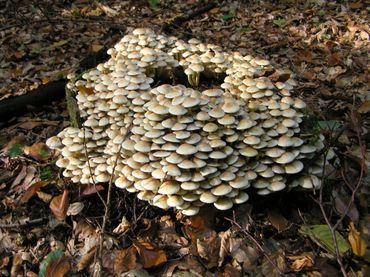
0, 0, 369, 276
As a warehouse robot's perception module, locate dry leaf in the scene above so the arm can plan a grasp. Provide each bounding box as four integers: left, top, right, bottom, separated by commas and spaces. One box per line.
219, 264, 242, 277
113, 247, 137, 274
37, 191, 53, 203
20, 181, 48, 203
288, 252, 314, 272
66, 202, 84, 216
196, 231, 220, 268
50, 189, 70, 221
113, 216, 131, 235
348, 222, 366, 256
24, 142, 52, 161
358, 101, 370, 114
76, 246, 96, 272
267, 210, 290, 232
45, 254, 70, 277
133, 240, 167, 268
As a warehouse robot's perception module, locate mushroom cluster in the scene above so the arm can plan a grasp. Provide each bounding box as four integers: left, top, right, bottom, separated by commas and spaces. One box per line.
47, 28, 329, 216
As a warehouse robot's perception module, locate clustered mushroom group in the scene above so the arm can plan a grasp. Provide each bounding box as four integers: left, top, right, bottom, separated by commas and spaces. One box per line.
47, 28, 330, 216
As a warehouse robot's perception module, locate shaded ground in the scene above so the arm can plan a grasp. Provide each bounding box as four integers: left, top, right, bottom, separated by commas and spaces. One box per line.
0, 0, 369, 276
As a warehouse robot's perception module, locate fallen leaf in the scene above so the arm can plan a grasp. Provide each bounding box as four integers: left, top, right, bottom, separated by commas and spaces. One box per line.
114, 247, 138, 274
66, 202, 84, 216
267, 210, 290, 232
332, 190, 359, 223
288, 252, 314, 272
20, 181, 48, 203
299, 225, 350, 256
80, 184, 104, 197
273, 18, 286, 27
24, 142, 52, 161
38, 249, 70, 277
76, 246, 96, 272
50, 40, 69, 49
91, 44, 104, 52
358, 101, 370, 114
50, 189, 70, 221
220, 264, 242, 277
349, 2, 363, 9
348, 222, 366, 256
133, 240, 167, 268
113, 216, 131, 234
196, 230, 220, 268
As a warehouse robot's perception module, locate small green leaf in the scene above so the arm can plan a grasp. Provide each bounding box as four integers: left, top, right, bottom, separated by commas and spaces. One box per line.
318, 120, 343, 130
273, 18, 286, 27
317, 10, 325, 17
39, 249, 64, 277
299, 225, 350, 256
148, 0, 159, 9
40, 166, 55, 181
8, 143, 23, 157
221, 10, 235, 21
240, 26, 252, 33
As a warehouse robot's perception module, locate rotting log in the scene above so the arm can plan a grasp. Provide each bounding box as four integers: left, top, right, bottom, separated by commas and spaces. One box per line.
0, 80, 66, 122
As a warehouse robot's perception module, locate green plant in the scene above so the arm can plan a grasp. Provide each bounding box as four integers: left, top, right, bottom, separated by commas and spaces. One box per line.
220, 9, 235, 21
148, 0, 159, 9
8, 144, 23, 157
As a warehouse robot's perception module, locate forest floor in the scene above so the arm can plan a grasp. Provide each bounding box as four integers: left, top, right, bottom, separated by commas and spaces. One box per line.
0, 0, 369, 276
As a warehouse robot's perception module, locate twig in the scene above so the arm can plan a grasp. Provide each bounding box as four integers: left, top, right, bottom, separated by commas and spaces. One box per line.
315, 111, 366, 277
161, 1, 216, 33
225, 213, 285, 276
0, 217, 47, 229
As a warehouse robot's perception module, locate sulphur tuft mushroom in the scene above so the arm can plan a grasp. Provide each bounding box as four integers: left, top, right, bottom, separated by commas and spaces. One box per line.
47, 28, 329, 216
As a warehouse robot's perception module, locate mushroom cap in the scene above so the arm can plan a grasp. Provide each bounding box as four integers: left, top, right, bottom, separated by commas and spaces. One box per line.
199, 192, 218, 203
214, 198, 233, 210
233, 191, 249, 204
285, 160, 304, 174
182, 206, 199, 216
176, 144, 198, 155
158, 181, 180, 195
211, 184, 232, 196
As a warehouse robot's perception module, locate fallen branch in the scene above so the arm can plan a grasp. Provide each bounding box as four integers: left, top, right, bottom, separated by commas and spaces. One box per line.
161, 1, 216, 33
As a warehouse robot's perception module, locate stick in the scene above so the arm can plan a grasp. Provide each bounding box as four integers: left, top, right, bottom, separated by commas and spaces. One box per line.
225, 214, 285, 276
161, 1, 216, 33
0, 217, 47, 229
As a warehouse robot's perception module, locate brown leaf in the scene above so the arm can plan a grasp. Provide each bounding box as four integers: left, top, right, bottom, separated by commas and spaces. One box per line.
76, 246, 96, 272
268, 210, 290, 232
133, 240, 167, 268
349, 2, 363, 9
45, 254, 70, 277
219, 264, 242, 277
50, 189, 70, 221
327, 52, 342, 66
66, 202, 84, 216
20, 181, 48, 203
295, 50, 315, 63
37, 191, 53, 203
196, 231, 220, 268
358, 101, 370, 114
24, 142, 52, 161
288, 252, 314, 272
0, 255, 10, 269
113, 247, 137, 274
80, 184, 104, 197
348, 222, 366, 256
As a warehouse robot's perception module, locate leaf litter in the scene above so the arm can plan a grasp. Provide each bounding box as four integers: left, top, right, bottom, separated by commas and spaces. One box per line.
0, 0, 369, 276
